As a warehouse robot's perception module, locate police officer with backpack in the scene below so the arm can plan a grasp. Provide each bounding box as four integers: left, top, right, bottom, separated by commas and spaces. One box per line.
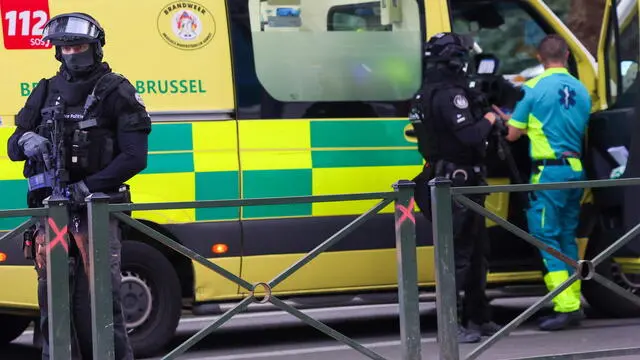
410, 32, 502, 343
6, 12, 151, 359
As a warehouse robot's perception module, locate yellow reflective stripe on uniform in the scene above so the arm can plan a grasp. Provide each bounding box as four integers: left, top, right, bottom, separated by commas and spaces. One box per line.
568, 157, 583, 172
521, 68, 574, 160
544, 270, 581, 313
508, 118, 527, 129
531, 165, 544, 184
528, 114, 556, 160
526, 68, 567, 88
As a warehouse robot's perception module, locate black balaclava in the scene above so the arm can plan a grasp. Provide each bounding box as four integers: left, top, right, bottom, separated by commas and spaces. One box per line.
56, 42, 103, 80
53, 42, 110, 106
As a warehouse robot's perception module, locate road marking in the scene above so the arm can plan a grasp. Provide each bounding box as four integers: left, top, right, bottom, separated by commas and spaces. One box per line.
191, 330, 543, 360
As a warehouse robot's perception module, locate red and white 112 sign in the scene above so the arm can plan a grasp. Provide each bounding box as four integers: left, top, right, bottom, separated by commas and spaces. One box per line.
0, 0, 52, 50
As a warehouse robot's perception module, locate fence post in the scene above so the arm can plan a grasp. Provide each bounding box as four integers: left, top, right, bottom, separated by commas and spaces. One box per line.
393, 180, 422, 360
44, 195, 72, 359
87, 193, 116, 360
429, 178, 460, 360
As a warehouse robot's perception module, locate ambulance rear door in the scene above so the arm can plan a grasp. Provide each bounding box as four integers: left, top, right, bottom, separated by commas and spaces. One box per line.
585, 0, 640, 257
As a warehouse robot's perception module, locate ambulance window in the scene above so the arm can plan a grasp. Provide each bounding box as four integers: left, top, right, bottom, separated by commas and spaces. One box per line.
617, 9, 639, 97
328, 3, 392, 32
450, 1, 550, 77
602, 2, 640, 106
604, 5, 623, 106
247, 0, 422, 103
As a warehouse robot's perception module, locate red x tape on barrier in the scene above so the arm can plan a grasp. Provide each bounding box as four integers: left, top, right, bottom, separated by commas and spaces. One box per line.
47, 217, 69, 253
395, 197, 416, 230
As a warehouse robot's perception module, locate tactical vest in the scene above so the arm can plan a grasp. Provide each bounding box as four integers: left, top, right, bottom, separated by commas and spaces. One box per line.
22, 73, 127, 207
409, 81, 486, 165
409, 82, 452, 162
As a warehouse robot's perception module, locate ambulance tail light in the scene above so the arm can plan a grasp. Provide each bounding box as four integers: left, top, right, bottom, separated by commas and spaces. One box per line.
0, 252, 7, 263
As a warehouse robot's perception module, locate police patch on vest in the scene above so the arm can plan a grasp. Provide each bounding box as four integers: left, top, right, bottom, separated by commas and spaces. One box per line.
453, 95, 469, 109
135, 93, 145, 106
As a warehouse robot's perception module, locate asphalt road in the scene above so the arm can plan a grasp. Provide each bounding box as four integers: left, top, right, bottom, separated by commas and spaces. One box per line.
3, 297, 640, 360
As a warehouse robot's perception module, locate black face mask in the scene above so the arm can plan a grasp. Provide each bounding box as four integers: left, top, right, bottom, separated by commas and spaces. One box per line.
61, 50, 95, 78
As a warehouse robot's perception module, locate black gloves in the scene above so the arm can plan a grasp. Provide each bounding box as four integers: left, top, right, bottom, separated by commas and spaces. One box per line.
18, 131, 53, 169
67, 180, 91, 204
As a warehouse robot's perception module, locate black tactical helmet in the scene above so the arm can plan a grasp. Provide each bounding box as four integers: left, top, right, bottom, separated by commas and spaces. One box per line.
424, 32, 474, 72
42, 12, 105, 46
42, 12, 106, 65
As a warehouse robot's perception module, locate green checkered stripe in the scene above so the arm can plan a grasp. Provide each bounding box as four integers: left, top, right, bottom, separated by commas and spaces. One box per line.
240, 120, 421, 219
0, 120, 421, 228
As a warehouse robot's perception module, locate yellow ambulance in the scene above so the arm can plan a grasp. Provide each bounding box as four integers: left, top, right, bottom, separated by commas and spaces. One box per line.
0, 0, 638, 357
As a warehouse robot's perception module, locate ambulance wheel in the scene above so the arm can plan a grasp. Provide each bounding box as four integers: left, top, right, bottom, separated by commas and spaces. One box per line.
582, 227, 640, 318
0, 314, 31, 345
121, 241, 182, 358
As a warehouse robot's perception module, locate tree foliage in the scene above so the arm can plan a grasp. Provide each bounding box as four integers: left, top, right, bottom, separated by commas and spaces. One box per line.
564, 0, 607, 56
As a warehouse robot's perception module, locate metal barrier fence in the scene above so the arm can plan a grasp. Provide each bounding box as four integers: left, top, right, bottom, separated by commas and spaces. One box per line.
0, 180, 422, 360
431, 176, 640, 360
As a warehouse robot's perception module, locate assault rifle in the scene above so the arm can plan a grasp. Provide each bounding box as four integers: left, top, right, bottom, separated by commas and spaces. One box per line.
40, 98, 69, 198
466, 53, 533, 206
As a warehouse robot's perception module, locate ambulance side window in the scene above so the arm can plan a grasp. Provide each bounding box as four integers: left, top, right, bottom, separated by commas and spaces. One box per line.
328, 2, 392, 32
600, 3, 640, 107
604, 4, 623, 106
613, 8, 639, 103
450, 1, 571, 79
245, 0, 422, 103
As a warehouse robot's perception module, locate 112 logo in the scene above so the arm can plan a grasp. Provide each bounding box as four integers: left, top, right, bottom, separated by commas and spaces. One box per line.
0, 0, 52, 49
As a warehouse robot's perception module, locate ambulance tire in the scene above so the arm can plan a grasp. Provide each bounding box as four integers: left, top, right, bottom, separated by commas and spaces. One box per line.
0, 314, 31, 345
582, 226, 640, 318
120, 240, 182, 358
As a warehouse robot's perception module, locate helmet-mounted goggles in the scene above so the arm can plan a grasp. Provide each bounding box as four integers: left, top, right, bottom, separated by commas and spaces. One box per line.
42, 13, 104, 46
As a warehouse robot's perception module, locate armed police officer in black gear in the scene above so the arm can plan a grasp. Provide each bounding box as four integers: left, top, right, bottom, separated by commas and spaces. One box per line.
6, 12, 151, 360
410, 32, 502, 343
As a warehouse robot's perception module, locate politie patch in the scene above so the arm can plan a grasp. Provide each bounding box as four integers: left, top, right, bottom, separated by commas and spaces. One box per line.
453, 94, 469, 109
135, 93, 145, 107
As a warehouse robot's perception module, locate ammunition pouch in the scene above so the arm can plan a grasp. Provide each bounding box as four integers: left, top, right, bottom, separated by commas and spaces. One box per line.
65, 73, 124, 174
69, 127, 115, 175
70, 129, 91, 171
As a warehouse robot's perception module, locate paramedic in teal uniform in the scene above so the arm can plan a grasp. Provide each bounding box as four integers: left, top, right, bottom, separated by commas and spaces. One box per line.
493, 34, 591, 331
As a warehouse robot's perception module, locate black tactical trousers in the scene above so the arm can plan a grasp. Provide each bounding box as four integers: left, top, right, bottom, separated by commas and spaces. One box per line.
34, 211, 133, 360
414, 171, 492, 325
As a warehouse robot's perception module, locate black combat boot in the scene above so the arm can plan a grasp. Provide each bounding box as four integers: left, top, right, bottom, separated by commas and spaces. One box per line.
467, 320, 502, 337
458, 324, 481, 343
538, 310, 583, 331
